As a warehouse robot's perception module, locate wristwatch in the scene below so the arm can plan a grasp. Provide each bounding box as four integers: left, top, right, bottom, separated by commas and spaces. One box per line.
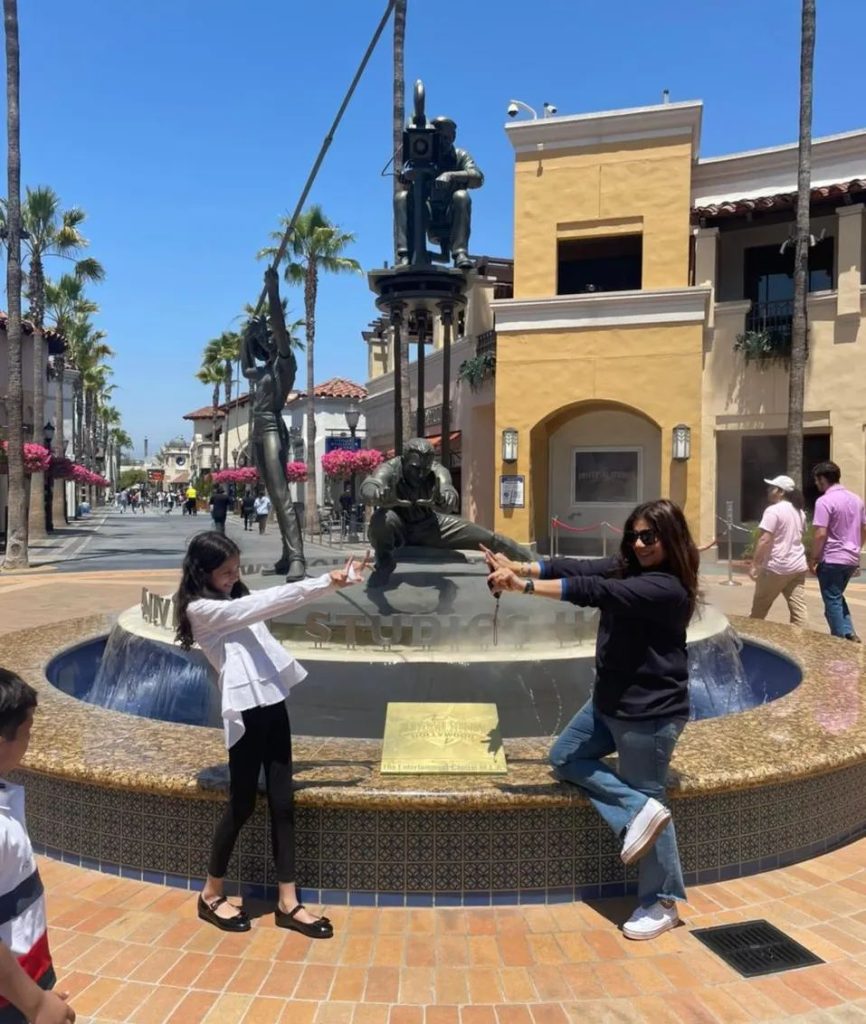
523, 578, 535, 595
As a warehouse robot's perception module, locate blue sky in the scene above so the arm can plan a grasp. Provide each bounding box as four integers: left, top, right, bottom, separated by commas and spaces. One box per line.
6, 0, 864, 456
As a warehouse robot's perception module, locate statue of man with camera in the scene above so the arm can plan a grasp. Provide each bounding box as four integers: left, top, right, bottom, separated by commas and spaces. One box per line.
394, 82, 484, 270
360, 438, 530, 587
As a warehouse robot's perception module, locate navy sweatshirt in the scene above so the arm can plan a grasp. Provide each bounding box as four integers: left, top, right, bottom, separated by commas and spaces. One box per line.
540, 556, 690, 720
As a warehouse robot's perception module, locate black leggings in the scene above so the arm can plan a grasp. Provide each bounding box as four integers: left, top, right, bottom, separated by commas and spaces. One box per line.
208, 701, 296, 882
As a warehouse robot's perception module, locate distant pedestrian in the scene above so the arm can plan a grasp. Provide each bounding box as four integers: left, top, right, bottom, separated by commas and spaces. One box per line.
209, 485, 231, 535
254, 492, 272, 535
809, 461, 866, 642
241, 489, 255, 532
186, 484, 198, 517
749, 474, 808, 626
119, 490, 128, 514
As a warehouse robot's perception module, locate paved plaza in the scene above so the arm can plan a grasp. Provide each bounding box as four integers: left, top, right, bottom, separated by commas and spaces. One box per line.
3, 510, 866, 1023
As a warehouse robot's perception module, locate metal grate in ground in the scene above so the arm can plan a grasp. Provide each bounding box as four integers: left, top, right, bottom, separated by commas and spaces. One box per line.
691, 918, 824, 978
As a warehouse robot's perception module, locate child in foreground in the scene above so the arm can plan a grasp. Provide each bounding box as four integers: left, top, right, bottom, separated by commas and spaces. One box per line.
175, 532, 365, 938
0, 668, 75, 1023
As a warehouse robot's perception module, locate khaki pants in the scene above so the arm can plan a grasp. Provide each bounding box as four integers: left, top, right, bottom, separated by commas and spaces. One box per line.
750, 570, 807, 626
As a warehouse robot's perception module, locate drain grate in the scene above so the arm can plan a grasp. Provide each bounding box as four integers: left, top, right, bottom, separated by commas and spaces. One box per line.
691, 919, 824, 978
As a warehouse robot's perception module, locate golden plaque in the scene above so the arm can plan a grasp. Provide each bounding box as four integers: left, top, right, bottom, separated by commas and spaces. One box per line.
380, 702, 507, 774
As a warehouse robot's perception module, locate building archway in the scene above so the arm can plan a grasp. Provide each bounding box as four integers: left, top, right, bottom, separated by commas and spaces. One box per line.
530, 401, 662, 554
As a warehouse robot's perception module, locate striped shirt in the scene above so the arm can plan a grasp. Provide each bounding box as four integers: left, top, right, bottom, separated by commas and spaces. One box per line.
0, 780, 54, 1024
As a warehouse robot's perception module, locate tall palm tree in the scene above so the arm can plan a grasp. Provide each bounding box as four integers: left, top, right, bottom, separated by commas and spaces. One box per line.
196, 357, 224, 472
259, 205, 361, 522
786, 0, 816, 488
204, 331, 241, 469
45, 274, 98, 462
45, 272, 99, 523
66, 319, 112, 465
109, 427, 132, 486
392, 0, 412, 449
2, 0, 26, 569
0, 187, 104, 536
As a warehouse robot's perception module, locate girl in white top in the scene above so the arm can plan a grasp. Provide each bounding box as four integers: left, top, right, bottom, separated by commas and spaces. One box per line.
749, 474, 808, 626
175, 532, 364, 938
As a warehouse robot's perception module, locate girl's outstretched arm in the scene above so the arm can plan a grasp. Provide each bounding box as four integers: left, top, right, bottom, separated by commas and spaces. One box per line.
189, 574, 336, 638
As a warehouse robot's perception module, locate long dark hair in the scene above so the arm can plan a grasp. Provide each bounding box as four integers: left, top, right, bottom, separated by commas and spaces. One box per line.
615, 499, 701, 619
175, 532, 249, 650
783, 487, 805, 512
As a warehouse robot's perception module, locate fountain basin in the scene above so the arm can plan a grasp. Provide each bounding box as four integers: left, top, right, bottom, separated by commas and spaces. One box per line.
9, 608, 866, 905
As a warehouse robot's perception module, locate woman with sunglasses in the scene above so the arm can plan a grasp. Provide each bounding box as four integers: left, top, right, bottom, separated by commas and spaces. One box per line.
484, 498, 700, 940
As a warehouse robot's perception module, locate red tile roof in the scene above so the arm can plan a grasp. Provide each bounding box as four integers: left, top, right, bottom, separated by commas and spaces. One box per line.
692, 177, 866, 221
183, 406, 224, 421
293, 378, 368, 400
1, 311, 66, 354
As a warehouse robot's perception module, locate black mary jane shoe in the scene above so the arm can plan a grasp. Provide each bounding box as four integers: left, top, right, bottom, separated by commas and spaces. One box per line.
197, 894, 251, 932
275, 903, 334, 939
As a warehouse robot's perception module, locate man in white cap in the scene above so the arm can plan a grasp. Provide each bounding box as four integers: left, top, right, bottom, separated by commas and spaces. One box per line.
749, 475, 808, 625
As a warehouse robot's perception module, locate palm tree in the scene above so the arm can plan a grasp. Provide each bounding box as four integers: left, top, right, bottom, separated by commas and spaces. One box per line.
203, 331, 241, 469
66, 319, 112, 466
786, 0, 815, 489
196, 357, 224, 473
0, 187, 104, 536
109, 427, 132, 486
45, 272, 99, 523
2, 0, 26, 569
392, 0, 412, 449
259, 205, 361, 522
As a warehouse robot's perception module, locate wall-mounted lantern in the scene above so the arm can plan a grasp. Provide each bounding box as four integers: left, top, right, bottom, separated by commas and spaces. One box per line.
672, 424, 691, 461
501, 427, 519, 463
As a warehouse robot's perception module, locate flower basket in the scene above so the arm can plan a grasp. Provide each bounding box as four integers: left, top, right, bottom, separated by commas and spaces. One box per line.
0, 441, 52, 474
321, 448, 384, 480
285, 460, 308, 483
212, 467, 260, 486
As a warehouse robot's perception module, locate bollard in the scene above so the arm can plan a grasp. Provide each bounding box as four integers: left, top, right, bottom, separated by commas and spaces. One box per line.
602, 524, 608, 559
718, 499, 742, 587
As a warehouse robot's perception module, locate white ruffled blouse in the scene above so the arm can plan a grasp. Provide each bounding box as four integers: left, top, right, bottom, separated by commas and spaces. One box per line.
187, 573, 333, 749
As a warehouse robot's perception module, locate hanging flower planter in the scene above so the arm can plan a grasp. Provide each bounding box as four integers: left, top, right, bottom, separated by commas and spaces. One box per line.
321, 448, 384, 480
0, 441, 53, 474
211, 462, 309, 487
285, 460, 309, 483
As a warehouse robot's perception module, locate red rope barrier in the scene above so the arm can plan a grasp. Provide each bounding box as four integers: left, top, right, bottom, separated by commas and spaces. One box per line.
551, 517, 623, 536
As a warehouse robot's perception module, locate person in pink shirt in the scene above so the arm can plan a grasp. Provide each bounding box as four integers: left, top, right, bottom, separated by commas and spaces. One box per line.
808, 461, 866, 642
749, 474, 808, 626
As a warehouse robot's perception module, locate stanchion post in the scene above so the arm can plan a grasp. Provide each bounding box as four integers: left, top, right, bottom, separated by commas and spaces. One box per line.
718, 499, 742, 587
602, 523, 608, 559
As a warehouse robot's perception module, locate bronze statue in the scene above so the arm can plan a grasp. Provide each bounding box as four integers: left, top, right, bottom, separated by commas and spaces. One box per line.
360, 438, 530, 586
394, 83, 483, 270
241, 268, 305, 581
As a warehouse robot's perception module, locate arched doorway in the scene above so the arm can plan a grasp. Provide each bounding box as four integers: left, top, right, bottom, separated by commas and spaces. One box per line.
540, 402, 662, 555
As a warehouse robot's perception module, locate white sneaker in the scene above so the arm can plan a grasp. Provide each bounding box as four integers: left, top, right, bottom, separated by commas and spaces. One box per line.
622, 900, 679, 940
620, 797, 671, 865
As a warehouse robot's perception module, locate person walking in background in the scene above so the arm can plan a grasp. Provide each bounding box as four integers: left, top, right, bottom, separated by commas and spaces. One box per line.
749, 474, 808, 626
254, 491, 272, 535
241, 489, 255, 531
209, 485, 231, 535
119, 489, 128, 514
809, 461, 866, 642
484, 499, 699, 940
185, 484, 198, 517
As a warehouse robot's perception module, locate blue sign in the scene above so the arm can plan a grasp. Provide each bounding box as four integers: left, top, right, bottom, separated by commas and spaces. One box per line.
325, 435, 362, 453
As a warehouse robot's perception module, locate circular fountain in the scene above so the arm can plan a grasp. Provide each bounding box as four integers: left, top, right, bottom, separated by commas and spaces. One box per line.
48, 551, 798, 737
11, 550, 866, 906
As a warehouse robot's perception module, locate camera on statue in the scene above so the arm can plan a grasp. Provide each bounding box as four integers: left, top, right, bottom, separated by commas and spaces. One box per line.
403, 123, 440, 169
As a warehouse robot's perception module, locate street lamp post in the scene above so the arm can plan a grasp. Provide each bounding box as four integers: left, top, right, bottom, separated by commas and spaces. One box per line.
43, 421, 55, 532
344, 400, 361, 538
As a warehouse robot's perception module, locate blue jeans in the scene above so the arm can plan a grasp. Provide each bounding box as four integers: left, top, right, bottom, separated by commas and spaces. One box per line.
817, 562, 858, 638
549, 700, 686, 906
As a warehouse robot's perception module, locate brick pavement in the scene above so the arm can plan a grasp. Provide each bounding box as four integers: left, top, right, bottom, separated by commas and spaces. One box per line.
3, 565, 866, 1021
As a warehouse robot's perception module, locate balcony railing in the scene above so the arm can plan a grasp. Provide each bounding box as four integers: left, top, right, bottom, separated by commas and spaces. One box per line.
745, 299, 794, 352
476, 329, 496, 357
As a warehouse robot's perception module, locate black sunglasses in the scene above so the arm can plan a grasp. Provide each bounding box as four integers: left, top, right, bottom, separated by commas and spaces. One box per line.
624, 528, 659, 546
